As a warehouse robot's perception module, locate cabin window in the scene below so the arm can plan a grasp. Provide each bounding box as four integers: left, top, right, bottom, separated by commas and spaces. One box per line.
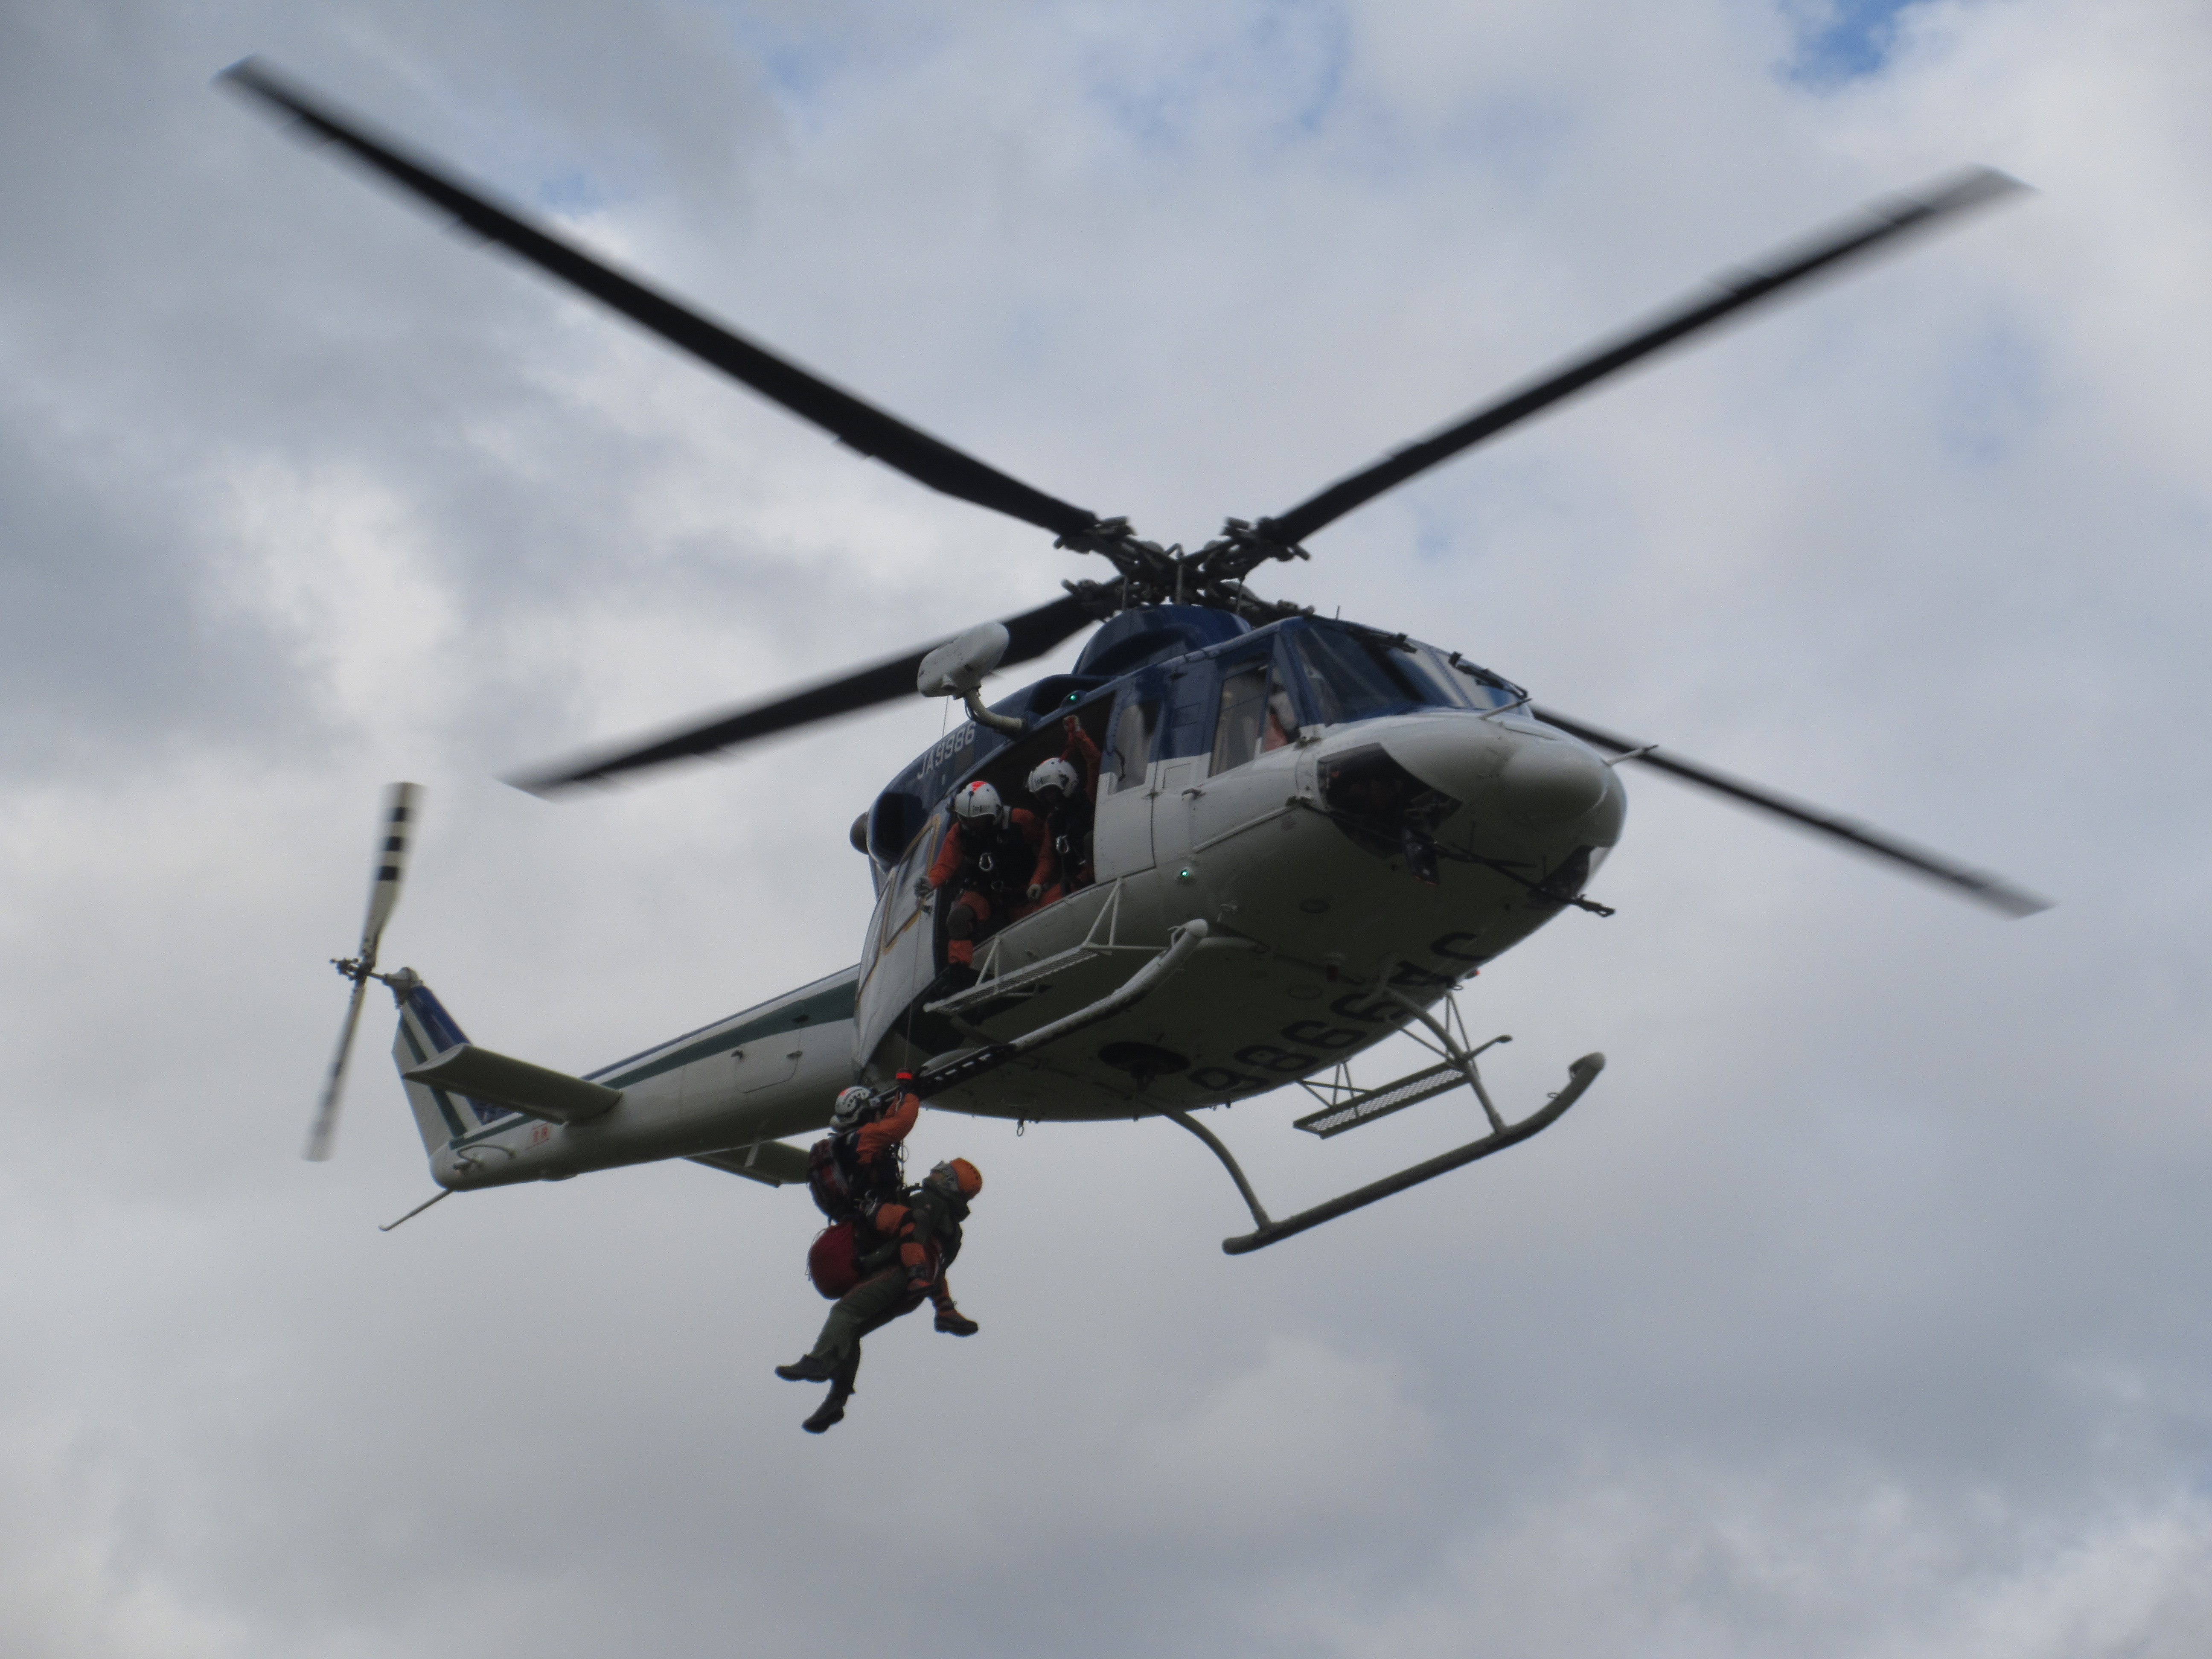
1104, 698, 1159, 793
876, 812, 945, 958
867, 789, 926, 865
1266, 668, 1299, 749
1210, 658, 1299, 774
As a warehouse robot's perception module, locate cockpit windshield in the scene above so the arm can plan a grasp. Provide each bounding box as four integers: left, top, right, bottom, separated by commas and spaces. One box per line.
1403, 643, 1516, 710
1286, 623, 1518, 722
1290, 626, 1458, 722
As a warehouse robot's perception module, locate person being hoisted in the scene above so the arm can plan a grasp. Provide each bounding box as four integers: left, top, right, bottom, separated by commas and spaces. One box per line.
806, 1074, 978, 1338
918, 779, 1043, 984
777, 1156, 985, 1434
1025, 714, 1101, 908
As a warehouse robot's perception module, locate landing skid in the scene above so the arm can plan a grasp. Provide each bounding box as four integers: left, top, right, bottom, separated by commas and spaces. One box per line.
1170, 1013, 1605, 1253
900, 926, 1601, 1254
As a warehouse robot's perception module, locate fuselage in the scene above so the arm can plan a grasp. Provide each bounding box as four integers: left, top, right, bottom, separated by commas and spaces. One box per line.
426, 605, 1627, 1189
852, 605, 1627, 1117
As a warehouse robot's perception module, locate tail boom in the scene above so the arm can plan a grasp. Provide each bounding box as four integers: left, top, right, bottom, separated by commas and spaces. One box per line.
386, 966, 861, 1192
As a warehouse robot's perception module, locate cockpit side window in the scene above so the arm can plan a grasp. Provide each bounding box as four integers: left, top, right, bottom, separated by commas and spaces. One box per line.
1266, 665, 1299, 752
1103, 696, 1160, 794
1209, 652, 1300, 775
1212, 663, 1268, 774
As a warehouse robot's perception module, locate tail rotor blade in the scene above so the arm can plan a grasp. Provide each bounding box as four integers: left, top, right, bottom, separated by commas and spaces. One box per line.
309, 783, 425, 1162
358, 782, 422, 955
307, 972, 371, 1161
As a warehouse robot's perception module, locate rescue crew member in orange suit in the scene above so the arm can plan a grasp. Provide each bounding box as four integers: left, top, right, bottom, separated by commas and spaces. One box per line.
1025, 715, 1102, 906
777, 1158, 984, 1433
917, 779, 1044, 975
813, 1078, 916, 1217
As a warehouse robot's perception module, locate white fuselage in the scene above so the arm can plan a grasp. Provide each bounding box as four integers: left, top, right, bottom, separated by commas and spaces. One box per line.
427, 702, 1625, 1191
857, 704, 1626, 1117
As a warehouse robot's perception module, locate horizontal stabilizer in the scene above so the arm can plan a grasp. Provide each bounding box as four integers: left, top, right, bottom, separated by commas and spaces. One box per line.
402, 1043, 622, 1124
689, 1141, 813, 1187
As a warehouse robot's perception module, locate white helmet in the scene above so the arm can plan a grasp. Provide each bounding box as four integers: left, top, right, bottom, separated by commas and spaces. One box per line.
831, 1086, 872, 1131
1027, 757, 1080, 802
953, 780, 1002, 823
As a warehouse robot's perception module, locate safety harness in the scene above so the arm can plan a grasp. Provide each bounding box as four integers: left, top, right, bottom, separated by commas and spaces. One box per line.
806, 1116, 907, 1223
1041, 792, 1094, 882
956, 813, 1036, 902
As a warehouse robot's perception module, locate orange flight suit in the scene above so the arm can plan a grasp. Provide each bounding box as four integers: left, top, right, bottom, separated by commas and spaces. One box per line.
925, 809, 1045, 965
1028, 720, 1102, 905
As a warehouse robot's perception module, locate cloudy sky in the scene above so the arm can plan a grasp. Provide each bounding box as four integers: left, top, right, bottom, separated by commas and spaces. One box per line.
3, 1, 2209, 1653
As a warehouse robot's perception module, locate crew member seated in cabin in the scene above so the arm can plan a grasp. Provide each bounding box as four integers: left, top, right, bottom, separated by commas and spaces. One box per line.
1025, 714, 1101, 907
777, 1157, 984, 1434
916, 779, 1044, 980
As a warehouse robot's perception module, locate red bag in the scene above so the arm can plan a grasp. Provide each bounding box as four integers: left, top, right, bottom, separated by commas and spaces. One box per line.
807, 1222, 862, 1300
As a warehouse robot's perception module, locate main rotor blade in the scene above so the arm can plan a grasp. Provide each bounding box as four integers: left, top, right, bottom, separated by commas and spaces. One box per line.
1532, 706, 2049, 918
218, 58, 1103, 543
307, 972, 371, 1161
512, 591, 1096, 794
1260, 169, 2025, 548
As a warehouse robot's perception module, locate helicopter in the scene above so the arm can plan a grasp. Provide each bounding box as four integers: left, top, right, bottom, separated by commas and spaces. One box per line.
224, 60, 2046, 1252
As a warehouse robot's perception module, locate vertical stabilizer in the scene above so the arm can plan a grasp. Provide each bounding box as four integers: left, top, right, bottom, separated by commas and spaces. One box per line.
388, 976, 514, 1153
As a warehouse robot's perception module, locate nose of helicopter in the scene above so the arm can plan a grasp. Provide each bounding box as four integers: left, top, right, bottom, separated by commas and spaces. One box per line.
1494, 737, 1612, 827
1378, 715, 1622, 839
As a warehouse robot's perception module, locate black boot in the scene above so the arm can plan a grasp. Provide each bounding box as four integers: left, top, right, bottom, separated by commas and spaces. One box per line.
776, 1354, 836, 1383
803, 1392, 849, 1434
934, 1306, 980, 1336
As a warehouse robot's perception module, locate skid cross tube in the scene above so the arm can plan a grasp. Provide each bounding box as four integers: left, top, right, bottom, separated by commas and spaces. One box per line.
1385, 985, 1505, 1132
1173, 1052, 1606, 1254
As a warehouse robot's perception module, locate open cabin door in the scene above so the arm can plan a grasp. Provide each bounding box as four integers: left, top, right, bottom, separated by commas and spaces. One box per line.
852, 808, 948, 1076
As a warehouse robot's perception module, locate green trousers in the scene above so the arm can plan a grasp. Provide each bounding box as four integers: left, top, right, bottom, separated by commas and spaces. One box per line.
808, 1269, 926, 1396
